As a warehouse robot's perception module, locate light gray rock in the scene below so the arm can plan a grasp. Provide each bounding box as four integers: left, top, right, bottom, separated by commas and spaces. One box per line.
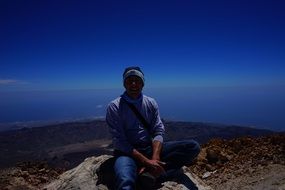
44, 155, 212, 190
44, 155, 111, 190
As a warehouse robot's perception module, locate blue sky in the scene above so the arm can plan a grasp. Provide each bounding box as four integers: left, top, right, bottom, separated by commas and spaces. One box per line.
1, 0, 284, 91
0, 0, 285, 130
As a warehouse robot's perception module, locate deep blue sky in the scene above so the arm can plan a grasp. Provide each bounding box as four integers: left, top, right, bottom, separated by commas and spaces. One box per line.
0, 1, 285, 130
1, 0, 285, 91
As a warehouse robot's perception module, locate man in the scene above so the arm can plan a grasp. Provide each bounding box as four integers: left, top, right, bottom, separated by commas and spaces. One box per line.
106, 66, 200, 190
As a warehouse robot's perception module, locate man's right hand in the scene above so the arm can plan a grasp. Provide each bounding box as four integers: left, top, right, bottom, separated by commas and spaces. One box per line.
143, 159, 166, 177
132, 149, 166, 177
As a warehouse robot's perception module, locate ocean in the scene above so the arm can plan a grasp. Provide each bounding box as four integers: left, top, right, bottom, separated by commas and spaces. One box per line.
0, 85, 284, 131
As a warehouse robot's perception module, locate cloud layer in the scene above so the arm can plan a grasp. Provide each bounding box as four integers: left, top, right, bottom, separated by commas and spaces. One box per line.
0, 79, 25, 85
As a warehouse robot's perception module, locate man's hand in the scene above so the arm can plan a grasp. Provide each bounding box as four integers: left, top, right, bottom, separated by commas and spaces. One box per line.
132, 140, 166, 177
142, 140, 165, 177
142, 159, 166, 177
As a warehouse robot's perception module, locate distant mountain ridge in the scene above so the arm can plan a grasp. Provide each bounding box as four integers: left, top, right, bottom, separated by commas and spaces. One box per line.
164, 121, 275, 143
0, 119, 276, 169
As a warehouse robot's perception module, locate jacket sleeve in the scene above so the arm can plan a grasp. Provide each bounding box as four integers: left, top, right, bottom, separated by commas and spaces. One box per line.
106, 102, 134, 154
150, 99, 165, 143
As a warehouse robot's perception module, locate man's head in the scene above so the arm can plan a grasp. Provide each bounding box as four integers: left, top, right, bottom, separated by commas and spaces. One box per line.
123, 66, 145, 85
123, 66, 144, 99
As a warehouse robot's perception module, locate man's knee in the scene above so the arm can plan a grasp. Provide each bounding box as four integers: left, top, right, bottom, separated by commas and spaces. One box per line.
192, 140, 201, 154
115, 156, 137, 174
185, 140, 201, 158
115, 156, 136, 167
114, 156, 137, 188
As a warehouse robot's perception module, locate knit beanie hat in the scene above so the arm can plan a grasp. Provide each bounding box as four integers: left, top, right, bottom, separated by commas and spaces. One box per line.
123, 66, 145, 85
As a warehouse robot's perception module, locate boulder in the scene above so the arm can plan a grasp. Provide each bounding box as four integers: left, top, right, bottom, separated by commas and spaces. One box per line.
44, 155, 212, 190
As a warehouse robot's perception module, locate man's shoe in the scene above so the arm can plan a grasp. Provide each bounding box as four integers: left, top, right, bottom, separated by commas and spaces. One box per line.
138, 172, 156, 189
157, 168, 184, 183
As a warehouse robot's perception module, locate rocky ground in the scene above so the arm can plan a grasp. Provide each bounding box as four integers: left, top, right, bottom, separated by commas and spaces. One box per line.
0, 161, 65, 190
0, 133, 284, 190
189, 134, 285, 189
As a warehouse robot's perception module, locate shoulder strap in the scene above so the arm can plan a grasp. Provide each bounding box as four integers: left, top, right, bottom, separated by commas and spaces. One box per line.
121, 98, 151, 132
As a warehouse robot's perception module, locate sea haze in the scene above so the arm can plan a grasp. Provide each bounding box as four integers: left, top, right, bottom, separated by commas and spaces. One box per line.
0, 85, 284, 131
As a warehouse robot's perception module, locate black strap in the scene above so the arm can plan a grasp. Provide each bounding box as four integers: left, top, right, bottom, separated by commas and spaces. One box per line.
121, 98, 151, 132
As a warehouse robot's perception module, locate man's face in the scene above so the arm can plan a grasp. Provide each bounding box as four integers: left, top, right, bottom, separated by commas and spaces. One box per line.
124, 76, 143, 99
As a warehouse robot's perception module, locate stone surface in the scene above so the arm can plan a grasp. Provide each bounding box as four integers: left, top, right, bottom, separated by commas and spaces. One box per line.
44, 155, 212, 190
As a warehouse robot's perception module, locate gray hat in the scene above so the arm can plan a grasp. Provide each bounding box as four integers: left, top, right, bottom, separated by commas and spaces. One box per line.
123, 66, 145, 84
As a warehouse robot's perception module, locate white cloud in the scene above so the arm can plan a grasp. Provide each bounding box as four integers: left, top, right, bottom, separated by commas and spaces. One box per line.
0, 79, 27, 85
96, 104, 103, 109
0, 79, 18, 85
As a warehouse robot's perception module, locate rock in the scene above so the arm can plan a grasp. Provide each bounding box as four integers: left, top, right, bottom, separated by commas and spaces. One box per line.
202, 170, 217, 179
206, 149, 219, 164
189, 134, 285, 190
205, 164, 215, 171
44, 155, 110, 190
44, 155, 213, 190
3, 134, 284, 189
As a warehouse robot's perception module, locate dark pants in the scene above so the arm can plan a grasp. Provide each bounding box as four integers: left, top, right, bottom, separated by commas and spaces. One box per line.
114, 139, 200, 190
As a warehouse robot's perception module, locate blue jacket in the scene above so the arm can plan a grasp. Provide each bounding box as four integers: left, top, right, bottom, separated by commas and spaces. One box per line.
106, 92, 165, 154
